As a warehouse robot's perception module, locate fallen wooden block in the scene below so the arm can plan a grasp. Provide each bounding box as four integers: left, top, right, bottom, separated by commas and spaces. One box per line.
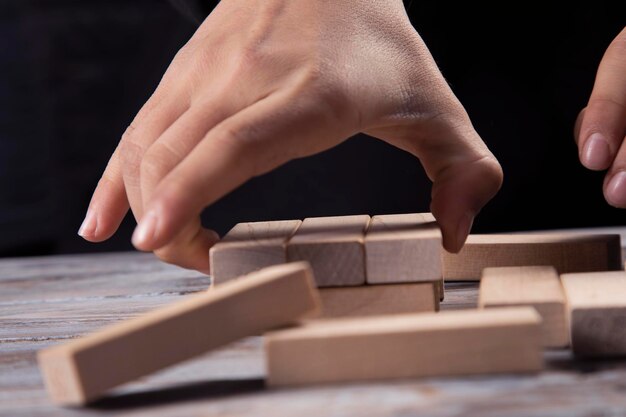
318, 282, 439, 318
286, 215, 370, 287
443, 234, 623, 281
364, 213, 442, 284
265, 307, 543, 386
479, 266, 568, 348
37, 262, 320, 406
561, 270, 626, 357
209, 220, 302, 284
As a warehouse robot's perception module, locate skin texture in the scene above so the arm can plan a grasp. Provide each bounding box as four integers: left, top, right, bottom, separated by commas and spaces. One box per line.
575, 26, 626, 207
79, 0, 506, 272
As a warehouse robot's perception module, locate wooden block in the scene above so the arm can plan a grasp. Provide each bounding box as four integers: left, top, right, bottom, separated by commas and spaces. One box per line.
318, 282, 439, 318
286, 215, 370, 287
265, 307, 543, 386
560, 271, 626, 357
479, 266, 568, 348
37, 262, 320, 405
443, 234, 623, 281
364, 213, 442, 284
209, 220, 302, 284
435, 278, 445, 301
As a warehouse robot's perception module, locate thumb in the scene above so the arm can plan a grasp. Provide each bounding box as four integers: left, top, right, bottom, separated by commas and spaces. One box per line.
429, 146, 503, 253
368, 113, 503, 253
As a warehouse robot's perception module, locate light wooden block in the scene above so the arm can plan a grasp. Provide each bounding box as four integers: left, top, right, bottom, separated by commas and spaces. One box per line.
561, 271, 626, 357
364, 213, 442, 284
318, 282, 439, 318
37, 262, 320, 405
265, 307, 543, 386
209, 220, 302, 284
443, 234, 623, 281
479, 266, 568, 348
286, 215, 370, 287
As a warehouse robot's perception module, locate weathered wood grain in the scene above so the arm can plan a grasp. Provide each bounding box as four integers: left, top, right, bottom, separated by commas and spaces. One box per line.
37, 262, 320, 405
209, 220, 302, 284
286, 215, 370, 287
479, 266, 568, 348
364, 213, 442, 284
317, 282, 439, 318
266, 308, 543, 386
0, 252, 210, 304
443, 233, 623, 281
561, 270, 626, 357
0, 234, 625, 417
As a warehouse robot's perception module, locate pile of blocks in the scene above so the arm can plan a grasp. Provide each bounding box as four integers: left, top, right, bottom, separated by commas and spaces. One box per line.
37, 213, 625, 406
210, 213, 444, 317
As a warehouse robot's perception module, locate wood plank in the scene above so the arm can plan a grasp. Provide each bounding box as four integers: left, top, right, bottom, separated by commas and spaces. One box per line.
286, 215, 370, 287
444, 234, 623, 281
364, 213, 442, 284
560, 271, 626, 357
0, 252, 209, 304
479, 266, 568, 348
209, 220, 302, 284
5, 246, 626, 416
37, 262, 320, 405
317, 282, 438, 318
265, 307, 543, 386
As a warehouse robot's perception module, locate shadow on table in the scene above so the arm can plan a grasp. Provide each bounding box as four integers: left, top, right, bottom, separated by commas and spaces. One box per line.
546, 350, 626, 374
89, 378, 265, 410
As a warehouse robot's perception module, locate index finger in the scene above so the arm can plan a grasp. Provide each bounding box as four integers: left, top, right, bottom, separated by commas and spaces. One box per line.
577, 27, 626, 171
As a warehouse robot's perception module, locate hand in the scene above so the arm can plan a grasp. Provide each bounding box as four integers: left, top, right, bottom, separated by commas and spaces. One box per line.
575, 26, 626, 207
78, 0, 503, 272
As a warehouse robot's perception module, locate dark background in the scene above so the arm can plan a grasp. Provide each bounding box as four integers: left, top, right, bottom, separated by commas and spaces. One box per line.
1, 0, 624, 258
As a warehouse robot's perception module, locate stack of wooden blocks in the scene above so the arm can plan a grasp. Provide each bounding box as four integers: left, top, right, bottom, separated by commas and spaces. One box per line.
37, 213, 625, 406
209, 213, 444, 318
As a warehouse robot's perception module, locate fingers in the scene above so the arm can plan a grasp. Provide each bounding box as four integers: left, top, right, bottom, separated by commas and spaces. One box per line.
80, 84, 189, 245
132, 89, 352, 263
604, 139, 626, 207
151, 217, 220, 273
368, 109, 503, 253
430, 152, 503, 253
132, 93, 266, 271
422, 122, 503, 253
119, 96, 189, 219
137, 97, 240, 207
129, 99, 238, 272
577, 27, 626, 171
78, 147, 130, 241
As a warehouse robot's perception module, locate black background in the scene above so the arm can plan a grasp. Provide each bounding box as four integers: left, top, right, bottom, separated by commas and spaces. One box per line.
0, 0, 624, 257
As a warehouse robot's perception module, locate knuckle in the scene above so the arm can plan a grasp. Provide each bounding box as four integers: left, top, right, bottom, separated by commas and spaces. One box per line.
120, 123, 137, 143
119, 132, 146, 173
215, 121, 257, 156
96, 173, 119, 191
139, 153, 167, 183
483, 156, 504, 191
588, 96, 626, 109
212, 121, 265, 176
300, 65, 354, 123
580, 99, 625, 140
139, 143, 181, 182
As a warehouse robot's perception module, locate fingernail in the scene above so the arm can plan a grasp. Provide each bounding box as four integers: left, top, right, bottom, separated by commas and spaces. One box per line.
583, 133, 611, 170
606, 171, 626, 207
132, 211, 158, 248
456, 212, 474, 250
78, 209, 96, 238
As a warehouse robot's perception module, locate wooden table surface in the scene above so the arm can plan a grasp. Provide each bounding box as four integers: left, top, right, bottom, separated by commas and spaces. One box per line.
2, 228, 626, 417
